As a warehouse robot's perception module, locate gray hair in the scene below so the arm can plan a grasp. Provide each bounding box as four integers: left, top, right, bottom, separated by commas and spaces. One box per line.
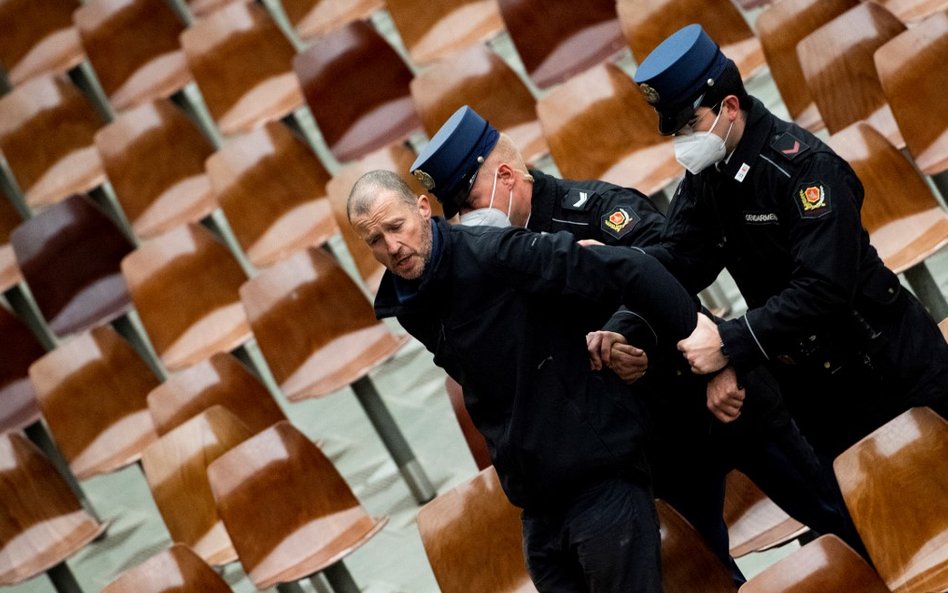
347, 170, 417, 222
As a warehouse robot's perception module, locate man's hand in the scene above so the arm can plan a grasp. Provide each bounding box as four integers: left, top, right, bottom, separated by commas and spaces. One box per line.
707, 366, 744, 423
587, 331, 649, 384
677, 312, 728, 374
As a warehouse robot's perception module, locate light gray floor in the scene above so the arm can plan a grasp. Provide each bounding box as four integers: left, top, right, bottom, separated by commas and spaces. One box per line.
9, 3, 948, 593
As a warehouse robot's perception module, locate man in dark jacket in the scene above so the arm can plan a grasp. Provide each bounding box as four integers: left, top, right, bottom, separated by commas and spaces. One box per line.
348, 168, 699, 593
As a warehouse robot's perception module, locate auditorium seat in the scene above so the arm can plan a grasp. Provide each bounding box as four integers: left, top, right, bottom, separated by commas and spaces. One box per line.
497, 0, 625, 89
0, 429, 108, 592
179, 1, 304, 137
833, 407, 948, 593
207, 420, 388, 591
101, 543, 236, 593
755, 0, 859, 132
95, 98, 217, 240
724, 470, 808, 558
205, 120, 336, 268
535, 62, 680, 198
410, 43, 548, 166
74, 0, 191, 112
0, 306, 46, 433
444, 376, 492, 471
796, 1, 906, 147
0, 0, 84, 87
140, 406, 253, 566
658, 499, 739, 593
292, 20, 422, 164
384, 0, 504, 66
147, 351, 286, 436
121, 222, 251, 372
186, 0, 248, 19
940, 317, 948, 341
10, 193, 134, 338
0, 194, 24, 293
872, 0, 948, 22
618, 0, 765, 82
281, 0, 384, 42
738, 534, 891, 593
0, 75, 106, 210
874, 9, 948, 177
29, 324, 160, 480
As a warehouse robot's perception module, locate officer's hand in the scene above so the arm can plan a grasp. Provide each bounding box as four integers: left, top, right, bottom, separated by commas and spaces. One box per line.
587, 331, 648, 383
677, 312, 728, 374
707, 366, 745, 423
577, 238, 604, 247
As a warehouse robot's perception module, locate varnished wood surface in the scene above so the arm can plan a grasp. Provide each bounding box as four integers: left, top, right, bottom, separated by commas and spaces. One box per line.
0, 0, 84, 86
385, 0, 504, 65
658, 499, 739, 593
724, 470, 808, 558
444, 377, 492, 471
282, 0, 384, 42
0, 195, 24, 293
0, 306, 46, 433
101, 543, 235, 593
873, 0, 948, 22
939, 318, 948, 341
206, 420, 388, 589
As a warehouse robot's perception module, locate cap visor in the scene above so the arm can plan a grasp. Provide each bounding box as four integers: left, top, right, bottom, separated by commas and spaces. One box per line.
659, 103, 696, 136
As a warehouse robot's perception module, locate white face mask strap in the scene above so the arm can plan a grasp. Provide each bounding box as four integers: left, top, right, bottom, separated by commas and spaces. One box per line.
487, 168, 499, 210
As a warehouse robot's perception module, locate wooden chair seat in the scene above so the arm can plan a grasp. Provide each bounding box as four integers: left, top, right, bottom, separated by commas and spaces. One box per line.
940, 317, 948, 341
121, 222, 251, 372
0, 306, 46, 433
535, 62, 680, 197
738, 534, 891, 593
444, 376, 492, 471
723, 470, 808, 558
875, 9, 948, 177
497, 0, 625, 89
186, 0, 248, 19
101, 543, 235, 593
95, 98, 217, 240
141, 406, 254, 566
180, 1, 304, 137
282, 0, 384, 43
756, 0, 859, 132
0, 0, 84, 87
0, 75, 106, 209
147, 351, 286, 436
410, 43, 547, 166
206, 121, 336, 268
833, 407, 948, 593
658, 499, 739, 593
0, 196, 24, 293
74, 0, 192, 112
385, 0, 504, 66
0, 429, 107, 586
207, 420, 388, 590
874, 0, 948, 22
293, 20, 422, 164
10, 193, 134, 338
797, 2, 906, 147
29, 324, 160, 480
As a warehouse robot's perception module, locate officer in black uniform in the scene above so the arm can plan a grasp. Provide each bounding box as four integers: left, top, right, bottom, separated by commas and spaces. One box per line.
633, 25, 948, 459
409, 106, 868, 583
348, 167, 701, 593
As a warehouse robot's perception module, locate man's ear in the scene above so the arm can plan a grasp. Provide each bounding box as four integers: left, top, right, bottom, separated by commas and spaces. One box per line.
496, 162, 518, 189
417, 194, 432, 220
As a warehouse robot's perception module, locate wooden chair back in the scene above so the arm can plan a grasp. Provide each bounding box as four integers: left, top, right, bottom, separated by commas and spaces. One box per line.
293, 20, 422, 163
618, 0, 765, 82
29, 324, 160, 479
0, 429, 107, 586
0, 0, 84, 86
833, 406, 948, 593
207, 420, 388, 590
74, 0, 191, 111
796, 2, 906, 146
756, 0, 858, 131
738, 534, 891, 593
101, 543, 235, 593
10, 193, 134, 337
187, 0, 248, 19
940, 317, 948, 342
444, 376, 492, 471
94, 98, 217, 240
874, 9, 948, 176
140, 406, 253, 566
417, 466, 537, 593
282, 0, 384, 43
121, 222, 251, 372
0, 195, 24, 292
179, 1, 303, 136
384, 0, 504, 65
827, 122, 948, 274
410, 43, 547, 165
535, 62, 679, 196
206, 120, 336, 268
497, 0, 624, 89
657, 499, 739, 593
723, 470, 808, 558
239, 246, 405, 401
0, 74, 106, 209
873, 0, 948, 22
0, 306, 46, 433
147, 351, 286, 436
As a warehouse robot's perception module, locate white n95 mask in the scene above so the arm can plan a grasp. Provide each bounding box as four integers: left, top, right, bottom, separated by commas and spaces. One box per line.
673, 108, 733, 175
458, 168, 513, 228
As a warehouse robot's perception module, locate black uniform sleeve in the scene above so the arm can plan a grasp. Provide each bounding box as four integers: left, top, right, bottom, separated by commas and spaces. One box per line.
592, 186, 666, 248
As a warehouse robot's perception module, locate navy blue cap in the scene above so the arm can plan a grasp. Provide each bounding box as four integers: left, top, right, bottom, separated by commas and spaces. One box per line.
633, 24, 729, 135
410, 105, 500, 218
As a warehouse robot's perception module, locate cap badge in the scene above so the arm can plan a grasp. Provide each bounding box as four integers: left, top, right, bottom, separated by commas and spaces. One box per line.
413, 169, 435, 190
639, 83, 660, 104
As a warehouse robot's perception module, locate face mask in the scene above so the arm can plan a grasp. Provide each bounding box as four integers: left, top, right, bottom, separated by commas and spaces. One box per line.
458, 168, 513, 228
673, 108, 734, 175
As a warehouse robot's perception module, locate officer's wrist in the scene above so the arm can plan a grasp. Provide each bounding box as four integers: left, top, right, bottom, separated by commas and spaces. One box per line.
719, 339, 730, 360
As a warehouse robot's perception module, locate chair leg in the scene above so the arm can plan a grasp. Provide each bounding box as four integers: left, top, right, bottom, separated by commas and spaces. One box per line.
321, 562, 360, 593
112, 309, 168, 381
171, 82, 224, 149
46, 561, 84, 593
903, 262, 948, 321
200, 208, 257, 278
351, 376, 437, 504
275, 581, 308, 593
3, 283, 57, 351
67, 61, 115, 124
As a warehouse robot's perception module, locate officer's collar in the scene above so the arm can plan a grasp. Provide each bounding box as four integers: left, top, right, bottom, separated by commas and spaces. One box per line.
525, 168, 554, 232
712, 97, 771, 179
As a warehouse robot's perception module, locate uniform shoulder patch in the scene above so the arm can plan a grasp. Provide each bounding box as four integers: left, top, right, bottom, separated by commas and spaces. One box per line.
601, 206, 639, 239
562, 188, 598, 211
771, 131, 810, 162
794, 181, 831, 219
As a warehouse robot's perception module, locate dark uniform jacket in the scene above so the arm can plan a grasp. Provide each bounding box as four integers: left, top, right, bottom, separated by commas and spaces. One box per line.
374, 219, 698, 509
